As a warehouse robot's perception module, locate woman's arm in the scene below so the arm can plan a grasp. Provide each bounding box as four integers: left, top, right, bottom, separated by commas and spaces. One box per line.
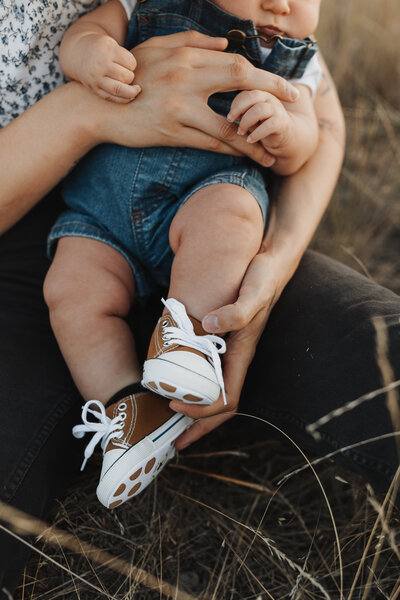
171, 55, 346, 448
0, 31, 297, 235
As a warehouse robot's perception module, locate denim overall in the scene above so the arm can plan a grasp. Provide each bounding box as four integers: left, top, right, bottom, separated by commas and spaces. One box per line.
48, 0, 318, 298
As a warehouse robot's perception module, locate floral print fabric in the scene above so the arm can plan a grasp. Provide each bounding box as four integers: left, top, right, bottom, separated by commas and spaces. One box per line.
0, 0, 102, 128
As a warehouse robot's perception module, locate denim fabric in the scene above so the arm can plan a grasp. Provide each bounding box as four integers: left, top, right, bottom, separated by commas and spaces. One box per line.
49, 152, 268, 298
49, 0, 318, 298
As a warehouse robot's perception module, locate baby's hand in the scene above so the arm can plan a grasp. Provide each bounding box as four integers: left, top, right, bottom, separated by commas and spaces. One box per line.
227, 90, 294, 153
75, 33, 141, 103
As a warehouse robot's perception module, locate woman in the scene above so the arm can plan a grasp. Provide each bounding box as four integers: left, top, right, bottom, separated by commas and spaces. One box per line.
0, 6, 398, 596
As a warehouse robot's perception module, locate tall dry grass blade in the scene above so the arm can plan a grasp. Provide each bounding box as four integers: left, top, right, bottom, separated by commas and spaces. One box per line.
340, 245, 373, 280
373, 317, 400, 460
0, 524, 115, 599
306, 381, 400, 440
0, 500, 198, 600
175, 490, 332, 600
376, 104, 400, 166
360, 472, 400, 600
367, 493, 400, 561
234, 412, 344, 599
277, 431, 400, 484
390, 576, 400, 600
221, 534, 276, 600
347, 466, 400, 600
168, 463, 273, 493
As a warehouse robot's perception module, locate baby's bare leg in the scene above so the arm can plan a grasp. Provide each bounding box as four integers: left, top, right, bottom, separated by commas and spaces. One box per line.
44, 238, 141, 403
168, 183, 264, 320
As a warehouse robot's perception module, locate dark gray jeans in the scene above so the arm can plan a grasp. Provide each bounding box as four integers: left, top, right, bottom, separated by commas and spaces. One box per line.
0, 189, 398, 595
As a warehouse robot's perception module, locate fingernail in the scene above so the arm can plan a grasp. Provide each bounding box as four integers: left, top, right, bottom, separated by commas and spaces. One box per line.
169, 402, 183, 413
290, 86, 299, 100
263, 155, 275, 167
246, 135, 253, 143
202, 315, 219, 332
237, 128, 244, 136
227, 113, 233, 122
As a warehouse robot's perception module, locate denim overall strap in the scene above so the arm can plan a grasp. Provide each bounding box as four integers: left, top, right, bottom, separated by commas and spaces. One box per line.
131, 0, 317, 79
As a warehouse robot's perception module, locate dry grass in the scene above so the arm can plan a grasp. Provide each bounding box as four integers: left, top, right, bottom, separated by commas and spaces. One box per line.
314, 0, 400, 293
7, 0, 400, 597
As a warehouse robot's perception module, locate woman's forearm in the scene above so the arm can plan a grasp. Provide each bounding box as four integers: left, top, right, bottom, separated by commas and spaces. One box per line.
0, 83, 103, 234
260, 56, 346, 280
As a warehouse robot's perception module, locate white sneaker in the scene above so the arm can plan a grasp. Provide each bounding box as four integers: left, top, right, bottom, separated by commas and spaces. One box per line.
142, 298, 226, 406
72, 390, 193, 509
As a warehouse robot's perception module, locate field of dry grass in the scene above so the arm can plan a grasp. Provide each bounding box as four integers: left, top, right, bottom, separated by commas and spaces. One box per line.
6, 0, 400, 598
314, 0, 400, 292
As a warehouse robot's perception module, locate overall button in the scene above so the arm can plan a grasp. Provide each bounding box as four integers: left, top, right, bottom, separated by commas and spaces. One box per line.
226, 29, 247, 51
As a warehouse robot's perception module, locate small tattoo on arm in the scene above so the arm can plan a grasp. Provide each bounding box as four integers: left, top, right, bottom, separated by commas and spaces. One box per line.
318, 117, 335, 131
319, 72, 331, 97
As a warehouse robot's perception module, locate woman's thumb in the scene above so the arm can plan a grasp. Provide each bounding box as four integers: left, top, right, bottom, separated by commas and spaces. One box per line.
202, 301, 251, 334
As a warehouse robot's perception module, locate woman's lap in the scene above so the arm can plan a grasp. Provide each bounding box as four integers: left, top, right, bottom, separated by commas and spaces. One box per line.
0, 191, 398, 592
242, 250, 399, 493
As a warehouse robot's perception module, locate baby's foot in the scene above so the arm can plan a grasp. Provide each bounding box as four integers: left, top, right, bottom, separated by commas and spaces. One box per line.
142, 298, 226, 406
72, 387, 192, 508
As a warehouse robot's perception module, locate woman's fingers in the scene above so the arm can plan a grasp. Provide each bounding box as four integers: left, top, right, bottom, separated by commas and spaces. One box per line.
186, 106, 275, 166
202, 288, 266, 333
190, 54, 298, 103
175, 412, 235, 450
176, 126, 244, 155
169, 392, 232, 420
137, 30, 228, 51
202, 254, 279, 334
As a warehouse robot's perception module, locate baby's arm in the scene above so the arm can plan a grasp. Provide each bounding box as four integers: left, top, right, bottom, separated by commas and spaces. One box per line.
59, 0, 140, 103
228, 85, 319, 175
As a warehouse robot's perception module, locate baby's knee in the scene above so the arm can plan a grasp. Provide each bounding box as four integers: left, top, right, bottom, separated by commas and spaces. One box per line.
43, 268, 89, 330
170, 184, 263, 252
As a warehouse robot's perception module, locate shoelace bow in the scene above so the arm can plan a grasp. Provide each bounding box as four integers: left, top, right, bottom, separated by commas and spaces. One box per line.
162, 298, 227, 405
72, 400, 126, 471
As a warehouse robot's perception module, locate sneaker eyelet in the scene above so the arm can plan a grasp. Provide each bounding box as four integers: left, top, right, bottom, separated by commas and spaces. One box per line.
118, 412, 127, 421
118, 402, 127, 411
163, 341, 171, 347
162, 320, 168, 327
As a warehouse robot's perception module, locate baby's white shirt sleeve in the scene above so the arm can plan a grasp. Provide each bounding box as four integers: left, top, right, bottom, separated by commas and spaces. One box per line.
118, 0, 137, 19
290, 53, 323, 99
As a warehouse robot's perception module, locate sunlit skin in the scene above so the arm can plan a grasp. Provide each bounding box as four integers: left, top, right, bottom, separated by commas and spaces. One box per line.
214, 0, 321, 40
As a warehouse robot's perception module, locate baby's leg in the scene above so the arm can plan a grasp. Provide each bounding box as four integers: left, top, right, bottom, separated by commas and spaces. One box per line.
168, 183, 264, 320
43, 237, 140, 403
44, 237, 193, 509
142, 184, 264, 405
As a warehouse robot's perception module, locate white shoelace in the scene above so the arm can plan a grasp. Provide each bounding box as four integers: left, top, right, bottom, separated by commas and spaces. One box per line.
161, 298, 227, 405
72, 400, 127, 471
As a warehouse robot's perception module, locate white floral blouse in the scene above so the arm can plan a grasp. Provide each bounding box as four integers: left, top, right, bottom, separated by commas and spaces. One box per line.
0, 0, 103, 128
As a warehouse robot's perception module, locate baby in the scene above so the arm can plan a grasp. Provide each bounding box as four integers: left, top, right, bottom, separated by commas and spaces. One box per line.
44, 0, 322, 509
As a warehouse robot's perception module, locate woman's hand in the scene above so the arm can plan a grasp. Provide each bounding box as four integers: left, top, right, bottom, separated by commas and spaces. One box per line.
170, 248, 289, 450
171, 56, 346, 449
1, 30, 297, 232
100, 30, 299, 167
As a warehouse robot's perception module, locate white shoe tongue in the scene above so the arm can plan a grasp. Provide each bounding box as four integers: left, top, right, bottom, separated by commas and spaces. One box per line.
168, 310, 206, 336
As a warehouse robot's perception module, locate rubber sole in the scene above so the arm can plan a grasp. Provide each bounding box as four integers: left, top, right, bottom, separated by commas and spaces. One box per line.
142, 358, 220, 406
96, 412, 193, 508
